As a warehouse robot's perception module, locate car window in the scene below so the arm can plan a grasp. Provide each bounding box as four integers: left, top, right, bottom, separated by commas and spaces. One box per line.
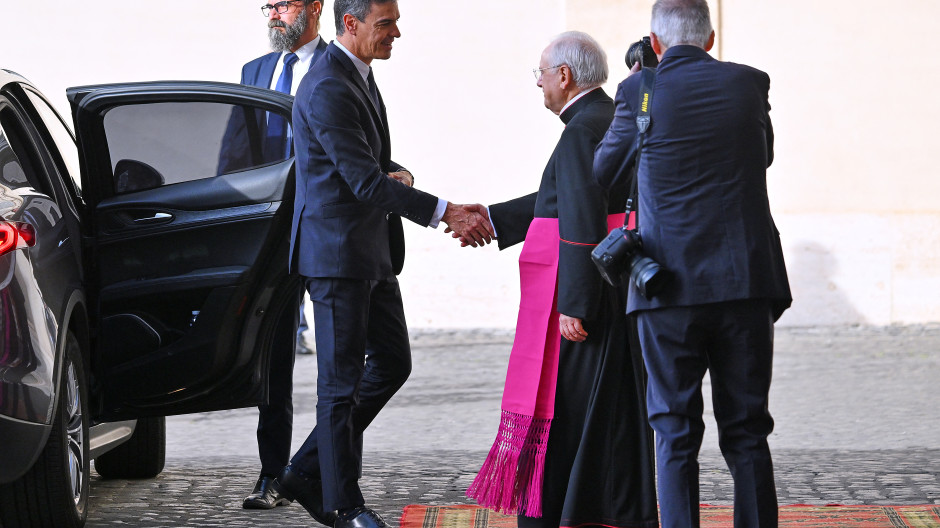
22, 88, 82, 198
0, 106, 54, 199
102, 101, 291, 195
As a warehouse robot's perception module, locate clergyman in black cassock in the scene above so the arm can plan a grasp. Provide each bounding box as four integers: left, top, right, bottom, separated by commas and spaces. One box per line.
468, 32, 658, 528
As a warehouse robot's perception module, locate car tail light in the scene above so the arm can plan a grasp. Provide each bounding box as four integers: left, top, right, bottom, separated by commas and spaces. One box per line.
0, 221, 36, 256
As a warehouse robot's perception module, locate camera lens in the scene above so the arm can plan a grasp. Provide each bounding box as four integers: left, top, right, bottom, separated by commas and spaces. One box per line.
625, 42, 645, 69
629, 253, 670, 298
625, 38, 658, 69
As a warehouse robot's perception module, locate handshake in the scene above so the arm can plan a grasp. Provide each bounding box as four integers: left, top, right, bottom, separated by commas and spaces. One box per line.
389, 171, 494, 247
442, 203, 494, 248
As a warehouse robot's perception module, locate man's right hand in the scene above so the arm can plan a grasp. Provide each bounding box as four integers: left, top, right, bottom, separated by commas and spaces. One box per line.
441, 203, 495, 248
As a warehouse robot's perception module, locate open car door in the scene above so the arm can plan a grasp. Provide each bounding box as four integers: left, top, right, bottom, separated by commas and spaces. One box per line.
68, 81, 298, 421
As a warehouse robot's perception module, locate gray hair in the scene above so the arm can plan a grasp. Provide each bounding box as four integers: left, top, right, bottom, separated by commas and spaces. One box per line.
268, 6, 309, 51
334, 0, 395, 36
546, 31, 608, 89
651, 0, 713, 49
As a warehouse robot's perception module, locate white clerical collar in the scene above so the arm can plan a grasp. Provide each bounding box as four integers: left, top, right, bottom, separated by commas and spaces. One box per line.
333, 39, 371, 84
560, 87, 601, 116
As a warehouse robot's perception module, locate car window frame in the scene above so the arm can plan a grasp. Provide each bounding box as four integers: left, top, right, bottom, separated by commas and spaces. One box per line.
0, 97, 58, 201
68, 82, 294, 208
6, 84, 84, 219
19, 86, 83, 203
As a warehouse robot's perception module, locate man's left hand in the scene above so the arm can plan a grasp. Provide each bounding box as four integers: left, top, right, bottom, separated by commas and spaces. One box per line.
388, 170, 414, 187
560, 314, 587, 342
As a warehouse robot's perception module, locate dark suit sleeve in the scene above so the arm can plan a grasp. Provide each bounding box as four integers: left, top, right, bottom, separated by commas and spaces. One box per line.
302, 77, 438, 225
594, 78, 639, 191
557, 124, 610, 321
489, 192, 537, 250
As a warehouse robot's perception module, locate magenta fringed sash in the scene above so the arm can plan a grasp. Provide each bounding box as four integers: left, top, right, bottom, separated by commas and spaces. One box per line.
467, 218, 561, 517
466, 213, 628, 517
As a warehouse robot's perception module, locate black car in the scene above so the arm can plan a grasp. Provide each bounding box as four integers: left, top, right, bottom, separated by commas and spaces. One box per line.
0, 69, 299, 527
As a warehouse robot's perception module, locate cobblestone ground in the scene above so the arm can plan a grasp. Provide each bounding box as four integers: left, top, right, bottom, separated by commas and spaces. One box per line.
85, 325, 940, 527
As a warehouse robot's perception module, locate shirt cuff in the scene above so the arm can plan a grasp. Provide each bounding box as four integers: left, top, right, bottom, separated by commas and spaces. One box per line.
486, 206, 497, 238
428, 198, 448, 229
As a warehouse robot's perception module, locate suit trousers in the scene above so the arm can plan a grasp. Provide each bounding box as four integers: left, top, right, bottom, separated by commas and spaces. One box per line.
290, 276, 412, 511
636, 299, 778, 528
256, 281, 303, 476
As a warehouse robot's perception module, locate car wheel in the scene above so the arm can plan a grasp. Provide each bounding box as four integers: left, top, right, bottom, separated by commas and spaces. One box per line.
93, 416, 166, 479
0, 331, 90, 528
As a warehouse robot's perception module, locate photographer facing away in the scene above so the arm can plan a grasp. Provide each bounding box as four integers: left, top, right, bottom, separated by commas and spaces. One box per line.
594, 1, 791, 527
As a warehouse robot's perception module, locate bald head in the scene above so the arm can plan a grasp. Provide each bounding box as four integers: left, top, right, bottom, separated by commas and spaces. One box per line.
651, 0, 713, 50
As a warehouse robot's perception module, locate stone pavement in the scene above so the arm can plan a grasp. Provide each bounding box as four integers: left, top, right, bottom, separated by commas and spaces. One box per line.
84, 325, 940, 527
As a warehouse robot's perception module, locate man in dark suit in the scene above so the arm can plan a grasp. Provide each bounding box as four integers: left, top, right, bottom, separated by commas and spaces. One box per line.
234, 0, 328, 511
594, 1, 791, 526
272, 1, 494, 527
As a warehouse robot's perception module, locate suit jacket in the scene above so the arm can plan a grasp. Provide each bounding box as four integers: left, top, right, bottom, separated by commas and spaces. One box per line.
290, 42, 439, 279
490, 89, 623, 320
594, 45, 791, 319
241, 39, 329, 89
217, 40, 329, 174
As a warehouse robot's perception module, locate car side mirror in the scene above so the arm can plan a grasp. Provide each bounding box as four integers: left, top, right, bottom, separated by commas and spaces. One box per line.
114, 159, 164, 194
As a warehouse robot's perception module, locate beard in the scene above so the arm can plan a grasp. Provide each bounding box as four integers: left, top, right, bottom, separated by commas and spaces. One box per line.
268, 7, 308, 52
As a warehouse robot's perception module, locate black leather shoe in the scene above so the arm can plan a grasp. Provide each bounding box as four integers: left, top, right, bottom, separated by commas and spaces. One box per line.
335, 506, 390, 528
242, 475, 291, 509
273, 465, 337, 526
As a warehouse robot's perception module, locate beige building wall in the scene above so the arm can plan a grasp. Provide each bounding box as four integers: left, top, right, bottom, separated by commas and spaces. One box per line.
2, 1, 938, 327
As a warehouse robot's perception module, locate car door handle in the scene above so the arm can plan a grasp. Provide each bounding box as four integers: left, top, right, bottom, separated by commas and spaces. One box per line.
133, 212, 174, 225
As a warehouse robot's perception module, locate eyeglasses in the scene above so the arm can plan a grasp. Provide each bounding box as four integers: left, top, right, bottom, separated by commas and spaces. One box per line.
261, 1, 302, 17
532, 65, 563, 81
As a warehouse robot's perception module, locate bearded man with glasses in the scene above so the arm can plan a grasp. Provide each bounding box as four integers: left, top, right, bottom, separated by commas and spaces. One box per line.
234, 0, 329, 512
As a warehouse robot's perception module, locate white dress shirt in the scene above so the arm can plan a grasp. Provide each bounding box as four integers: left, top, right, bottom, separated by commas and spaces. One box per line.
269, 35, 323, 95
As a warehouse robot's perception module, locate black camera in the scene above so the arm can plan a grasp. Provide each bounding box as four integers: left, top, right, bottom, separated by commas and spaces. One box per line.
592, 227, 670, 299
625, 36, 658, 70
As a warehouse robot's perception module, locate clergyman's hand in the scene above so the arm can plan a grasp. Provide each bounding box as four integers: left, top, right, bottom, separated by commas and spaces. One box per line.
388, 170, 414, 187
441, 203, 494, 248
560, 314, 587, 342
443, 225, 490, 248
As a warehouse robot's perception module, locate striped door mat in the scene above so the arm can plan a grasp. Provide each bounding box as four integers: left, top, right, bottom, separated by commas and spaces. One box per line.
400, 504, 940, 527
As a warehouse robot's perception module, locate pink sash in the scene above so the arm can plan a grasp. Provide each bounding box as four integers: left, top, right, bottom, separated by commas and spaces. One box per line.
467, 213, 626, 517
466, 218, 559, 516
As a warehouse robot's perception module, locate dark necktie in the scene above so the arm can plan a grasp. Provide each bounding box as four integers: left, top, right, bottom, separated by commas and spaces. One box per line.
265, 52, 299, 159
366, 68, 380, 108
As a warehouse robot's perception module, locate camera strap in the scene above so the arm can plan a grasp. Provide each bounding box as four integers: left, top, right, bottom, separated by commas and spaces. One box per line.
625, 67, 657, 228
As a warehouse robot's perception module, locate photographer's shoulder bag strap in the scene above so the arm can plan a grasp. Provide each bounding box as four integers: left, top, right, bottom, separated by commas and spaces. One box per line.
625, 67, 657, 230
